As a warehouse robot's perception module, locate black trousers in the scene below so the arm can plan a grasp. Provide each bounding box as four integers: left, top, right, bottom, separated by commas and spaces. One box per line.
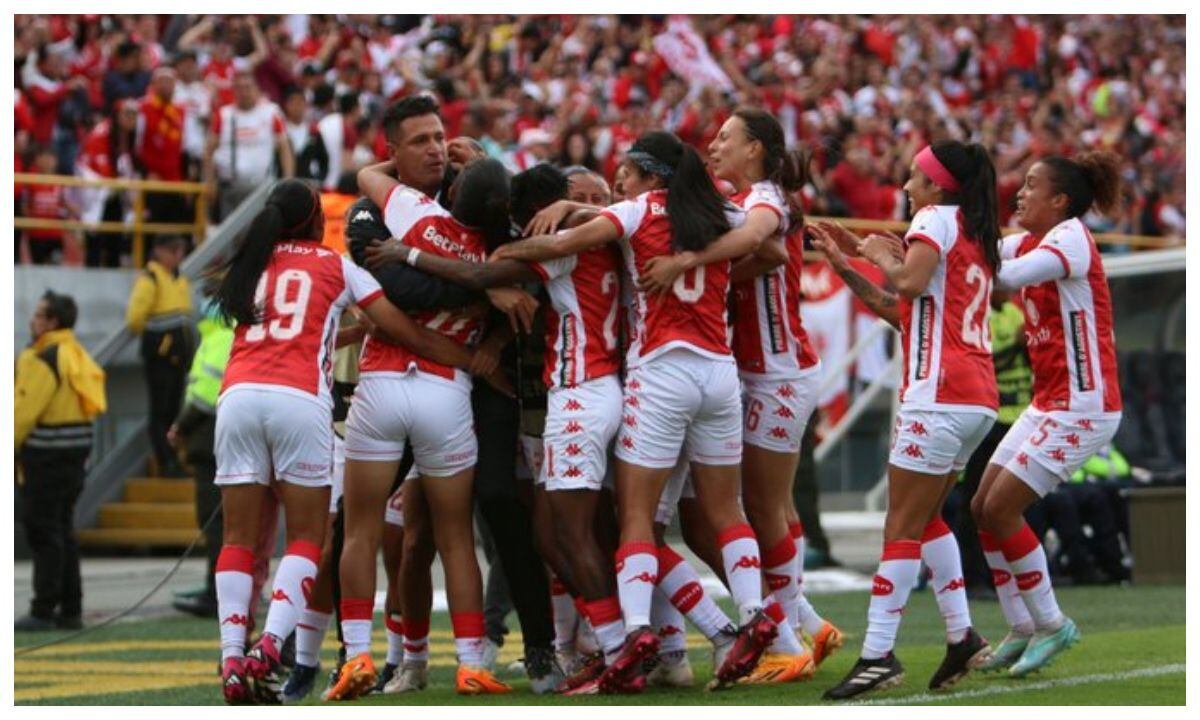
186, 415, 222, 598
142, 330, 192, 473
792, 422, 832, 556
86, 194, 128, 268
953, 421, 1011, 592
20, 445, 89, 619
471, 382, 554, 652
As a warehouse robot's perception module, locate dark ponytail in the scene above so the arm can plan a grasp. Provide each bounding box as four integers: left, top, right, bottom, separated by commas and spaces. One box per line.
1042, 151, 1122, 219
929, 140, 1001, 274
451, 157, 512, 252
733, 106, 811, 228
628, 130, 732, 253
214, 179, 321, 326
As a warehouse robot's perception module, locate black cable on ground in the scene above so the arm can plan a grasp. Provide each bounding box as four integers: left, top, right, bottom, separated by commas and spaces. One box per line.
15, 503, 222, 657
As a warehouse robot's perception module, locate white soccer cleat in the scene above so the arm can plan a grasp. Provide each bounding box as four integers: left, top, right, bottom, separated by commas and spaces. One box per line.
382, 661, 428, 693
647, 650, 694, 687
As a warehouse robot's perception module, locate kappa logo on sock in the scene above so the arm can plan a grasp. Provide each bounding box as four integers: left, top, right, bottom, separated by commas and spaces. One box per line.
731, 555, 761, 571
658, 625, 683, 637
271, 589, 293, 605
222, 613, 250, 626
765, 572, 791, 591
991, 569, 1013, 586
623, 571, 657, 584
938, 577, 965, 594
1015, 570, 1044, 591
871, 575, 894, 596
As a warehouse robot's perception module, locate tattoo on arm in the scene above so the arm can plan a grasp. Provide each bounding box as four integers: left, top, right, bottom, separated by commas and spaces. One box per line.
836, 264, 901, 328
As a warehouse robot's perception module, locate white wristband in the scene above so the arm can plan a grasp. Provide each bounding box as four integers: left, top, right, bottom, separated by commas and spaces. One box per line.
406, 248, 422, 267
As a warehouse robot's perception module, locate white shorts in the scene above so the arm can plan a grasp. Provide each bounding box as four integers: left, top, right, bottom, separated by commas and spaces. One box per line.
888, 407, 995, 476
330, 434, 345, 513
343, 373, 477, 477
991, 407, 1122, 497
215, 387, 333, 488
615, 350, 742, 469
654, 454, 696, 526
742, 373, 820, 454
542, 375, 623, 492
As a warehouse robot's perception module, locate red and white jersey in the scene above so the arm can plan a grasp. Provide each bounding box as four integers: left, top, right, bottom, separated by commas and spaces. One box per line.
599, 190, 738, 369
729, 181, 820, 379
210, 100, 286, 183
530, 245, 623, 389
897, 205, 998, 414
357, 185, 485, 386
1003, 218, 1122, 414
223, 241, 384, 407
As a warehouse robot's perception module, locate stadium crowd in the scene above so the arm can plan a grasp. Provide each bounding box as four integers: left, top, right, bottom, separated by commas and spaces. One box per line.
14, 14, 1187, 266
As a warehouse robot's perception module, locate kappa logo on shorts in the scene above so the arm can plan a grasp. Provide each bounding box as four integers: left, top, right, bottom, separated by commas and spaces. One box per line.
731, 556, 761, 571
938, 577, 965, 594
908, 421, 929, 436
991, 569, 1013, 586
624, 395, 640, 408
624, 571, 657, 584
563, 465, 583, 478
1065, 433, 1081, 448
620, 436, 635, 450
776, 384, 796, 398
564, 443, 583, 456
628, 379, 642, 391
1016, 452, 1030, 467
623, 414, 637, 428
903, 443, 924, 459
773, 406, 795, 419
564, 399, 584, 412
1016, 570, 1044, 591
222, 613, 250, 626
564, 420, 585, 434
872, 575, 894, 596
1079, 419, 1094, 431
769, 426, 790, 440
1049, 448, 1067, 463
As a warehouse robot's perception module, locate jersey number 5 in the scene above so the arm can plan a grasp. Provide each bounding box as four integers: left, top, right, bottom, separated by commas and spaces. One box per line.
245, 269, 312, 342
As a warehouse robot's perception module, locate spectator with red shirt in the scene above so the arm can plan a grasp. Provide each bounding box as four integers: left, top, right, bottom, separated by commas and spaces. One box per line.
21, 146, 80, 265
138, 66, 188, 225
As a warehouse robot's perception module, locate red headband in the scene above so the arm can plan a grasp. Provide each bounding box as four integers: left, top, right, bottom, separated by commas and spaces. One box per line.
915, 146, 961, 193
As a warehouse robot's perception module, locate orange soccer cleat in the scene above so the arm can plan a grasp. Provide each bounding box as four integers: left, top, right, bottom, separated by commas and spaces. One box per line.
740, 651, 816, 685
323, 653, 376, 701
455, 666, 513, 695
810, 621, 845, 667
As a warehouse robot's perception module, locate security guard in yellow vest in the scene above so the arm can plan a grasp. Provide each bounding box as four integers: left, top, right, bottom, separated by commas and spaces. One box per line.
15, 291, 107, 631
169, 301, 233, 617
126, 235, 194, 477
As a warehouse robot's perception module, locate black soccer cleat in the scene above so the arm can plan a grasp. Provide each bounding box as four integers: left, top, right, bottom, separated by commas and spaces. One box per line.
928, 627, 991, 690
822, 653, 905, 700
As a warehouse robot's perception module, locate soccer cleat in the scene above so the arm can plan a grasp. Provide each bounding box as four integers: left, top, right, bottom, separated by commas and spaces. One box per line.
928, 627, 991, 690
525, 646, 566, 695
740, 651, 816, 685
382, 661, 428, 693
456, 666, 513, 695
563, 678, 601, 696
221, 656, 252, 705
318, 647, 347, 701
810, 621, 845, 667
647, 650, 694, 687
710, 626, 738, 675
822, 653, 905, 700
556, 651, 604, 693
712, 609, 777, 688
243, 633, 284, 704
323, 652, 376, 701
281, 662, 321, 703
977, 632, 1032, 673
1009, 618, 1081, 678
598, 627, 660, 694
372, 662, 398, 694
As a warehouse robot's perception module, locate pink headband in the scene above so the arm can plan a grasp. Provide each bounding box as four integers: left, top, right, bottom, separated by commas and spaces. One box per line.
915, 146, 961, 193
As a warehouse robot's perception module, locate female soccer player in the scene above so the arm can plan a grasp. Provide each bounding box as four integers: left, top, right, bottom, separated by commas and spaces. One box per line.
639, 107, 844, 682
972, 152, 1124, 677
494, 131, 778, 693
212, 179, 484, 704
328, 158, 516, 700
812, 141, 1002, 700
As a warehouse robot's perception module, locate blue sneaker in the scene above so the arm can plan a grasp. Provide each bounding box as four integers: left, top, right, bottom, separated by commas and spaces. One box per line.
281, 663, 321, 703
1009, 618, 1080, 678
977, 632, 1031, 672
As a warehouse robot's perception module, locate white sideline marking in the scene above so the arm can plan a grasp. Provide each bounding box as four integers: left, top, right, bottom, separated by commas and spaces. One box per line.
850, 663, 1186, 705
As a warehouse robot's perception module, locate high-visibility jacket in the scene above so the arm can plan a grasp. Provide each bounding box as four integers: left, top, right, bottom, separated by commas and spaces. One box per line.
126, 260, 193, 334
184, 314, 234, 414
15, 329, 106, 450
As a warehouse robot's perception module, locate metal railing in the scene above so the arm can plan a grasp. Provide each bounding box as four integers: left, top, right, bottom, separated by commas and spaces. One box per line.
14, 173, 209, 267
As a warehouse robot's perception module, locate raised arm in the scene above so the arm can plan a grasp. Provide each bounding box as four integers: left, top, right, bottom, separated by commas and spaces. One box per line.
492, 214, 619, 264
810, 222, 900, 329
860, 230, 939, 300
356, 160, 400, 210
